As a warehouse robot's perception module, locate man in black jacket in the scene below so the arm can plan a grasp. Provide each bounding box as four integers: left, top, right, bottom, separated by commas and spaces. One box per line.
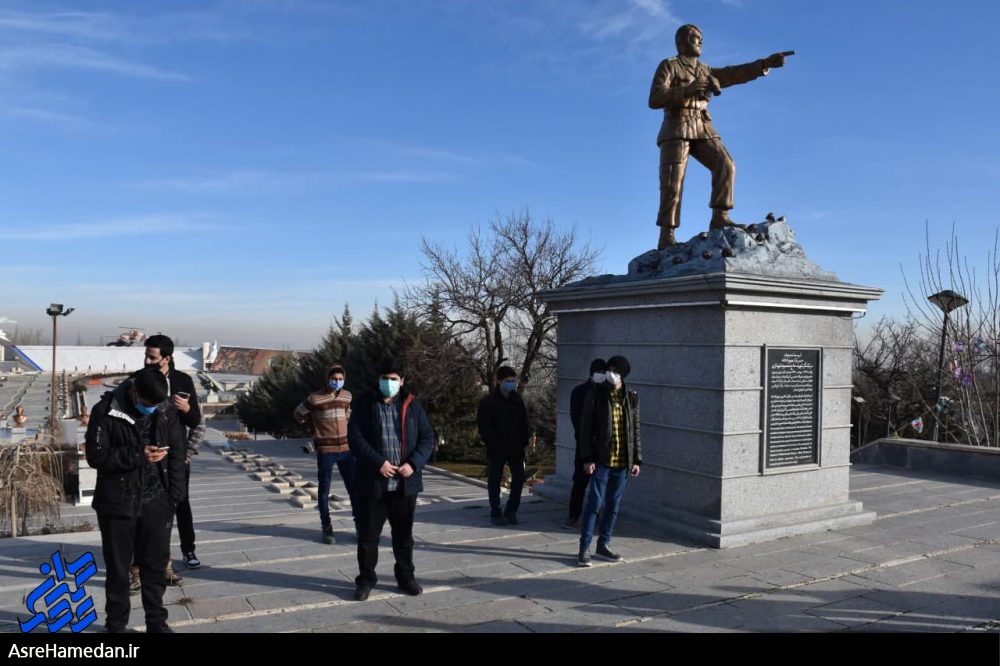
143, 335, 204, 572
347, 360, 435, 601
563, 358, 607, 529
477, 366, 530, 526
85, 366, 186, 633
577, 355, 641, 567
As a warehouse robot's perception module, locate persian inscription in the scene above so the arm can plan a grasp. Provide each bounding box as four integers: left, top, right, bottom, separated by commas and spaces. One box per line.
765, 348, 820, 468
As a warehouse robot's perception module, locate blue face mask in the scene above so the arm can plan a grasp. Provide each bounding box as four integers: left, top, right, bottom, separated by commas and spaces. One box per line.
134, 400, 157, 416
379, 378, 400, 398
329, 379, 344, 391
501, 380, 517, 393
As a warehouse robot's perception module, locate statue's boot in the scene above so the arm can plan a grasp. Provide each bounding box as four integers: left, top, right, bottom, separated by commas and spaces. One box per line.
708, 209, 747, 231
657, 226, 677, 251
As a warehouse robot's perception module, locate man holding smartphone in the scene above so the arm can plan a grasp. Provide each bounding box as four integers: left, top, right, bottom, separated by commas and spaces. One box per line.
144, 335, 204, 574
85, 366, 187, 632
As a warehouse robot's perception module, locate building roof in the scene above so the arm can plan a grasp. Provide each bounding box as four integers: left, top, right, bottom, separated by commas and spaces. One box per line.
13, 345, 204, 374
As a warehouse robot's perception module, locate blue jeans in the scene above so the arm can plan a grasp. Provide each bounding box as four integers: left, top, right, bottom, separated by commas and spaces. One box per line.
579, 465, 628, 553
316, 450, 358, 530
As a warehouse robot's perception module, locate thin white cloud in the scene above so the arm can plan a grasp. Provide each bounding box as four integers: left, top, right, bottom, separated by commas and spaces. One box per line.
6, 215, 224, 241
0, 45, 189, 81
428, 0, 683, 82
577, 0, 680, 45
0, 7, 253, 45
219, 0, 356, 19
133, 171, 335, 193
136, 167, 463, 191
0, 105, 90, 126
356, 170, 460, 184
0, 10, 124, 41
395, 146, 483, 167
360, 138, 484, 167
493, 153, 541, 169
0, 317, 18, 325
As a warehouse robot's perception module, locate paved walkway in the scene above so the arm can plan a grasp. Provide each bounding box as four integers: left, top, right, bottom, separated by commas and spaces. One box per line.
3, 432, 1000, 633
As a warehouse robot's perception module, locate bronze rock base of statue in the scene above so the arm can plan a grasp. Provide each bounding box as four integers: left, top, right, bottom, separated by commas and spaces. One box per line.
657, 209, 749, 251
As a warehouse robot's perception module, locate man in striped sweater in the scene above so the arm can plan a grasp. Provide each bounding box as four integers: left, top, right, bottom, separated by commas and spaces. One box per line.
294, 365, 358, 544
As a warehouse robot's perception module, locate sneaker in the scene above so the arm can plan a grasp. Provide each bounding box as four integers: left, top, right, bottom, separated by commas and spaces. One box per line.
183, 551, 201, 569
596, 543, 624, 562
321, 528, 335, 545
577, 551, 592, 567
128, 565, 141, 595
504, 512, 518, 526
165, 562, 183, 586
561, 517, 579, 530
397, 580, 423, 596
354, 585, 371, 601
490, 511, 507, 526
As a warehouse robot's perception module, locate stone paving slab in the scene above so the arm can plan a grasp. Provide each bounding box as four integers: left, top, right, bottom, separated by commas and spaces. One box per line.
388, 596, 545, 630
848, 558, 976, 588
802, 595, 901, 627
518, 602, 643, 633
457, 619, 533, 633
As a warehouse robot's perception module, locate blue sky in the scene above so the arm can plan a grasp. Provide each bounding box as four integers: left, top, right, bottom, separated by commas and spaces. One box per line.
1, 0, 998, 348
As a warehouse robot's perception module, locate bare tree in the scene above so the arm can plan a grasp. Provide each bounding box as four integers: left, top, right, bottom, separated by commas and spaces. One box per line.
412, 209, 599, 387
900, 226, 1000, 446
854, 316, 935, 444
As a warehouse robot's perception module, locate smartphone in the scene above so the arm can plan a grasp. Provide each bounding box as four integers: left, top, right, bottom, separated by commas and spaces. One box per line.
155, 445, 171, 451
175, 392, 190, 399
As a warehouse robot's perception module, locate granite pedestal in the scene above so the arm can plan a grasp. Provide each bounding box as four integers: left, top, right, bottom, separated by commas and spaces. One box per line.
537, 271, 882, 547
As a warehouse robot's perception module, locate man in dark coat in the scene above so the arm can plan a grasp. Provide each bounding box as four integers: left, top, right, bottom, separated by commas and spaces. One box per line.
143, 334, 203, 573
347, 360, 435, 601
563, 358, 607, 529
477, 366, 530, 526
85, 366, 186, 633
577, 355, 642, 567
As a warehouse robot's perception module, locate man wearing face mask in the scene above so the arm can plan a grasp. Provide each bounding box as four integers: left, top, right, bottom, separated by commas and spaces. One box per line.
477, 366, 531, 526
577, 355, 642, 567
142, 335, 202, 578
85, 366, 187, 633
294, 364, 357, 544
563, 358, 608, 529
348, 360, 435, 601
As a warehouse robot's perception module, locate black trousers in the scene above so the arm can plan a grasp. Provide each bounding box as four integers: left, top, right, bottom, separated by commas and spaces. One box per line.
175, 462, 195, 553
355, 492, 416, 588
486, 450, 525, 515
97, 496, 174, 630
568, 457, 591, 521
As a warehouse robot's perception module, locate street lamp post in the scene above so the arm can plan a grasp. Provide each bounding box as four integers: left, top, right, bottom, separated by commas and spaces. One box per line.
852, 395, 865, 449
46, 303, 74, 439
885, 392, 901, 438
928, 290, 968, 443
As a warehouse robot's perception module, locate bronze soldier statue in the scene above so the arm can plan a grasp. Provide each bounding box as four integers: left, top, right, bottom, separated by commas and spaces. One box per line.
649, 24, 793, 249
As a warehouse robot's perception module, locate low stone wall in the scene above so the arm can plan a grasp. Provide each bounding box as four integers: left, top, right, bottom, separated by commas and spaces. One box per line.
851, 437, 1000, 481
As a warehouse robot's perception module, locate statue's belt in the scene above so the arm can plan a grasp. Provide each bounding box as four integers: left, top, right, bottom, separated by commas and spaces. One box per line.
672, 108, 712, 119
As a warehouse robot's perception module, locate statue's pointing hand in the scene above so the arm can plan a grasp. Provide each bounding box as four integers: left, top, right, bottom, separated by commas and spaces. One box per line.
763, 51, 794, 69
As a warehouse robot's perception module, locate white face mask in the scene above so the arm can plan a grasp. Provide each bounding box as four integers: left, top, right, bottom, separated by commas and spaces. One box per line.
591, 372, 606, 383
605, 371, 622, 387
